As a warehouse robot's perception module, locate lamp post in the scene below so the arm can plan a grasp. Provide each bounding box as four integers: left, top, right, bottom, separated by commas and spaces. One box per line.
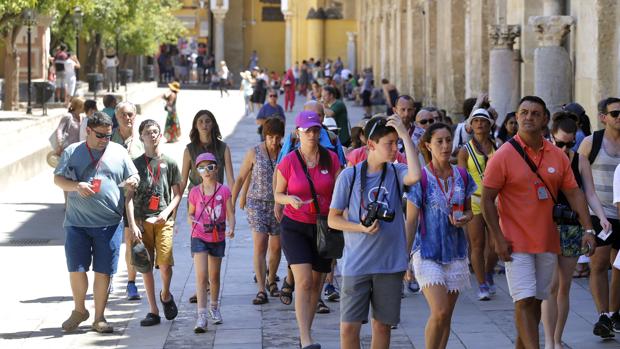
115, 27, 120, 90
72, 6, 83, 80
22, 9, 36, 115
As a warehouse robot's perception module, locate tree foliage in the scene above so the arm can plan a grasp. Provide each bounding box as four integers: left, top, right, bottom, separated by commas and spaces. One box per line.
50, 0, 186, 56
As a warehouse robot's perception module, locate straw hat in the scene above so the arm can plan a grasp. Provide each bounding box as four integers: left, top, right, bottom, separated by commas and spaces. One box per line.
168, 81, 181, 92
46, 151, 60, 168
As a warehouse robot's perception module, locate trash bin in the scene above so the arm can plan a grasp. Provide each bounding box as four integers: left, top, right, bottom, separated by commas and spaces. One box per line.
33, 81, 55, 105
119, 69, 133, 86
87, 73, 103, 93
143, 65, 154, 82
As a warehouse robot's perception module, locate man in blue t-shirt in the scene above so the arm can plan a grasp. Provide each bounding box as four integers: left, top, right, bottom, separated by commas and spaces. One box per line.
54, 112, 139, 334
256, 88, 285, 140
328, 115, 422, 348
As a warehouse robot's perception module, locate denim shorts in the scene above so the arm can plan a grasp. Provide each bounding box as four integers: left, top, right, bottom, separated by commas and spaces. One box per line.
191, 238, 225, 257
64, 222, 123, 275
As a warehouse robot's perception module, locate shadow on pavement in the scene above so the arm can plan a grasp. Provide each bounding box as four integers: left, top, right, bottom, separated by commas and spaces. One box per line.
0, 202, 65, 245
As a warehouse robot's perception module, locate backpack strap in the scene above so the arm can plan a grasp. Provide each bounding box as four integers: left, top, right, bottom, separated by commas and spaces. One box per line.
419, 168, 428, 236
390, 163, 402, 201
347, 165, 357, 204
457, 166, 469, 188
589, 129, 605, 164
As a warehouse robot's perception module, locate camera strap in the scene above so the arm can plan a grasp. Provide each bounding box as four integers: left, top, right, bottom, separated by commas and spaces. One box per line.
359, 161, 389, 220
508, 138, 557, 204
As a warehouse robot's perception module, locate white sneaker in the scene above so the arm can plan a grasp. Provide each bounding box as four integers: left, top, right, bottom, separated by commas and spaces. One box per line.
478, 285, 491, 301
488, 283, 497, 295
194, 312, 208, 333
209, 307, 223, 324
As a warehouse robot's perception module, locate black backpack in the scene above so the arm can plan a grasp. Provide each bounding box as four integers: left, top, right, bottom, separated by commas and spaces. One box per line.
588, 130, 605, 164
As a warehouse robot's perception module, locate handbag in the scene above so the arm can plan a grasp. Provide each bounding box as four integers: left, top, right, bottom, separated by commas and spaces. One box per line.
294, 150, 344, 259
49, 115, 71, 151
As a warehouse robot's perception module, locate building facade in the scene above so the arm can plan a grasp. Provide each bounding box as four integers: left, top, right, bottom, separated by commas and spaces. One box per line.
358, 0, 620, 128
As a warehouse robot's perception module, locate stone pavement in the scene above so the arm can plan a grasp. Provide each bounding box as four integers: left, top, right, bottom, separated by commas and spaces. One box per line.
0, 90, 619, 348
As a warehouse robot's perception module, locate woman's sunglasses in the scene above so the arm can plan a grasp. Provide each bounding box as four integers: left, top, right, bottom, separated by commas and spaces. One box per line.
418, 118, 436, 126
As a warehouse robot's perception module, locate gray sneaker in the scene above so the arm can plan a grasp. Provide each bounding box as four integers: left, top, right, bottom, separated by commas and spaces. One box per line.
194, 312, 208, 333
209, 307, 223, 324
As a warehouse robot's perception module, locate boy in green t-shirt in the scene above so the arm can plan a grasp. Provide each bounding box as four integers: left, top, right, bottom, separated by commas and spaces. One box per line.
126, 119, 182, 326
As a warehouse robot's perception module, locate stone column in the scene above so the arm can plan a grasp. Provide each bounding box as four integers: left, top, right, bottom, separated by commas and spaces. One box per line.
283, 11, 293, 70
423, 0, 437, 106
212, 9, 228, 65
306, 8, 326, 61
529, 15, 574, 112
393, 1, 403, 90
379, 9, 389, 80
488, 24, 521, 125
346, 32, 357, 72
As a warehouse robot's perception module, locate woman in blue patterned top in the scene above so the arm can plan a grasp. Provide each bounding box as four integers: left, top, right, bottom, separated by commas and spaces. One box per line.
406, 122, 476, 349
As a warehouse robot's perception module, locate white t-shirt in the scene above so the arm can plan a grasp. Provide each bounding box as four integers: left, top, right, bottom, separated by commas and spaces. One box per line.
64, 59, 76, 78
612, 164, 620, 205
103, 57, 118, 68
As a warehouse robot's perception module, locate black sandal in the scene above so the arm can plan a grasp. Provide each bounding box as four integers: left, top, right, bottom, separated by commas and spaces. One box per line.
252, 291, 269, 305
316, 299, 330, 314
267, 282, 280, 297
279, 277, 294, 305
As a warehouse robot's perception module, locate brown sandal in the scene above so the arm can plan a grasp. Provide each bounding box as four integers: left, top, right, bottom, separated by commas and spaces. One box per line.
267, 282, 280, 297
252, 291, 269, 305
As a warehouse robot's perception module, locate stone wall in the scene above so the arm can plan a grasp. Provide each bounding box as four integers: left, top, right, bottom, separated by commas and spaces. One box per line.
356, 0, 620, 125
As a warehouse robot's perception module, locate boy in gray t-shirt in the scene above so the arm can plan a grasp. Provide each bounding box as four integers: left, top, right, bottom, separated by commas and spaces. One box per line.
329, 115, 422, 346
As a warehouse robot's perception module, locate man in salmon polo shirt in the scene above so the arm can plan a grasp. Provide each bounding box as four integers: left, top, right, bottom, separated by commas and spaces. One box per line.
481, 95, 597, 349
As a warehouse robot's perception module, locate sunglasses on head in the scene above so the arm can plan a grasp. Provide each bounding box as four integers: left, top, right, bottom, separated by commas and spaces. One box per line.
608, 110, 620, 118
197, 164, 217, 172
554, 140, 576, 149
418, 118, 435, 125
93, 130, 113, 139
367, 118, 388, 139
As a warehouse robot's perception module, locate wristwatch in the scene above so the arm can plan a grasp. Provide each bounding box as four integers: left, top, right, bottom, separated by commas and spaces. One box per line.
584, 229, 596, 236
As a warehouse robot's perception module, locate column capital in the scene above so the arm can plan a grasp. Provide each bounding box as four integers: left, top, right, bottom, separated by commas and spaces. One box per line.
529, 15, 574, 47
282, 10, 293, 21
212, 8, 228, 21
488, 24, 520, 49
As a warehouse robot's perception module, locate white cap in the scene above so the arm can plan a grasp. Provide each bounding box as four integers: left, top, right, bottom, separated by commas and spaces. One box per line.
323, 117, 340, 131
467, 108, 494, 127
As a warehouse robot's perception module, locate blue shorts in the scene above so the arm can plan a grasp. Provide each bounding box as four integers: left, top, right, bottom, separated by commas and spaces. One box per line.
191, 238, 226, 257
64, 222, 123, 275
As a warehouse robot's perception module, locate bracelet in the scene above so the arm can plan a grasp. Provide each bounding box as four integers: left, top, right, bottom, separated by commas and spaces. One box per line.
584, 229, 596, 236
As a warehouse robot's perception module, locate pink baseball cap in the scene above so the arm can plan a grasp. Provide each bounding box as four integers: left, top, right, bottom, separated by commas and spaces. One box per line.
295, 110, 322, 130
195, 152, 217, 166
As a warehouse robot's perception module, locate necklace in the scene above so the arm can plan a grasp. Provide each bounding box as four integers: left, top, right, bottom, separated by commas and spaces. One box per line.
300, 148, 318, 168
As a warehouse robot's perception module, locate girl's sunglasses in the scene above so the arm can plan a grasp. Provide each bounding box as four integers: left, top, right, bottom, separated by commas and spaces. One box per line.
554, 140, 576, 149
197, 164, 217, 172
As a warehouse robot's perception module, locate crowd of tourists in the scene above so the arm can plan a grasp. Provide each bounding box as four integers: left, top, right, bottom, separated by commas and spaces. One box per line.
50, 61, 620, 349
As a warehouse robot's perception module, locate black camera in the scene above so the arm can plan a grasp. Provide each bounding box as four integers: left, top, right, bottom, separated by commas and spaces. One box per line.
361, 201, 395, 227
553, 204, 579, 226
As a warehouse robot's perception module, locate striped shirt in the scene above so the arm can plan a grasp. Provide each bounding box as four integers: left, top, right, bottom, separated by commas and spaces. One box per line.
590, 140, 620, 219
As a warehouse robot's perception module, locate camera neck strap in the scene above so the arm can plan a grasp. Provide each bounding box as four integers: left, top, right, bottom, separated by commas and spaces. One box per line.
508, 138, 557, 204
294, 150, 321, 215
359, 160, 388, 219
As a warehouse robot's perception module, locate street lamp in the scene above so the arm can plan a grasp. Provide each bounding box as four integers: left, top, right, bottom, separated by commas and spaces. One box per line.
72, 6, 83, 79
22, 9, 36, 115
115, 27, 120, 90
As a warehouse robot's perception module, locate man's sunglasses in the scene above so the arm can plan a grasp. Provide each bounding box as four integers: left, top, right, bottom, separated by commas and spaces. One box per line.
418, 118, 436, 125
608, 110, 620, 118
554, 140, 576, 149
269, 94, 278, 98
93, 130, 113, 139
197, 164, 217, 172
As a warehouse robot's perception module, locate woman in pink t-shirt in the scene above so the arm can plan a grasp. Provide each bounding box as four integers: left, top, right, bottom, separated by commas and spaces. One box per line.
187, 152, 235, 333
274, 111, 341, 348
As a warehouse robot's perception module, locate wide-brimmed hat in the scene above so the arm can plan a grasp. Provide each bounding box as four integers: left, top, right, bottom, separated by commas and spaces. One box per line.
168, 81, 181, 92
467, 108, 494, 127
46, 151, 60, 168
131, 241, 152, 273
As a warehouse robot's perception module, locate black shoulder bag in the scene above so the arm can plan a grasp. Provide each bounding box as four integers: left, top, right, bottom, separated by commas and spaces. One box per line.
294, 150, 344, 259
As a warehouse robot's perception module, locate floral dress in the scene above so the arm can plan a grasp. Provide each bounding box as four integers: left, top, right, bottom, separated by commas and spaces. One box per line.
164, 91, 180, 142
